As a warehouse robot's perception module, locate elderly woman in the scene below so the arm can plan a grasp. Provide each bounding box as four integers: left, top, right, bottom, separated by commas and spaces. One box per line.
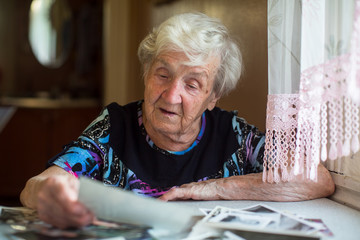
20, 13, 334, 229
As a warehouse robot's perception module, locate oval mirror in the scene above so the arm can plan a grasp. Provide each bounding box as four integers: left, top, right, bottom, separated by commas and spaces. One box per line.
29, 0, 73, 68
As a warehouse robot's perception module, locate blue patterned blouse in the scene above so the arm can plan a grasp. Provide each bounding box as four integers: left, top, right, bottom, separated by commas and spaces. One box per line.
49, 100, 265, 197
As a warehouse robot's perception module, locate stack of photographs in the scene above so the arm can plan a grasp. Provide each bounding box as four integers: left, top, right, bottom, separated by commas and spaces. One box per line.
186, 204, 333, 240
0, 207, 153, 240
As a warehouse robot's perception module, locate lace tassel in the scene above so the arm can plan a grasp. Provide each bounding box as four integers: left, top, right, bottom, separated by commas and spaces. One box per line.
262, 166, 267, 182
281, 167, 289, 182
337, 141, 343, 158
329, 143, 337, 160
294, 153, 303, 175
310, 165, 318, 182
351, 136, 359, 153
267, 167, 274, 183
342, 139, 351, 157
321, 144, 327, 161
274, 166, 280, 183
294, 159, 300, 175
289, 167, 295, 181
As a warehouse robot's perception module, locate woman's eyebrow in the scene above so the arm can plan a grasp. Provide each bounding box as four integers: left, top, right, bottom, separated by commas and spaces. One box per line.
187, 71, 208, 79
155, 58, 170, 68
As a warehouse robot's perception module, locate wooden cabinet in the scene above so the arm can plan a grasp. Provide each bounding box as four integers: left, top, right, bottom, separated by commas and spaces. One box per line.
0, 104, 101, 206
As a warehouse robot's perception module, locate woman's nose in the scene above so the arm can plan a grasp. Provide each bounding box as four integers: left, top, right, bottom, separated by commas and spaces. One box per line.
161, 79, 182, 104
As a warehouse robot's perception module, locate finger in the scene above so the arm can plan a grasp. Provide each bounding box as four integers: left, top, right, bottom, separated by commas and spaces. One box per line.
158, 189, 176, 201
39, 209, 93, 229
44, 176, 87, 217
37, 177, 94, 228
37, 194, 71, 229
38, 193, 94, 229
159, 187, 188, 201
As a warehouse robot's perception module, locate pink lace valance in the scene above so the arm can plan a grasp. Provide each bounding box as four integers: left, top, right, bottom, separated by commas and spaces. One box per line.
263, 56, 360, 182
264, 0, 360, 183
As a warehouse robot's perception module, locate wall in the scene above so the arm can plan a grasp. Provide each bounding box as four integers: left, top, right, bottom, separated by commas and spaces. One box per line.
0, 106, 100, 206
103, 0, 150, 106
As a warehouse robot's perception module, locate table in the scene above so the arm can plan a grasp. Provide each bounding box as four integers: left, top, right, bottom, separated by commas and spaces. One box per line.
1, 198, 360, 240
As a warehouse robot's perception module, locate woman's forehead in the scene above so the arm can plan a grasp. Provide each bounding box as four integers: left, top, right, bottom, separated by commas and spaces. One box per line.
153, 52, 220, 74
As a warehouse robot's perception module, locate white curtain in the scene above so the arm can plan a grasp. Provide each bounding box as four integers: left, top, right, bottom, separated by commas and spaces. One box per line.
263, 0, 360, 183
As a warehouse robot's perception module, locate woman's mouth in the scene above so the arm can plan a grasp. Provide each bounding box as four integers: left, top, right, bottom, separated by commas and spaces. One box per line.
160, 108, 177, 116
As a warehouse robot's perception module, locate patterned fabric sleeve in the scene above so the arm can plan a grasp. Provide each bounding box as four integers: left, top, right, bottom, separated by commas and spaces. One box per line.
231, 114, 265, 174
49, 108, 111, 180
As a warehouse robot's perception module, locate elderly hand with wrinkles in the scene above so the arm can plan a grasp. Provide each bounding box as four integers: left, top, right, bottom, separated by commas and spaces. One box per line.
21, 167, 94, 229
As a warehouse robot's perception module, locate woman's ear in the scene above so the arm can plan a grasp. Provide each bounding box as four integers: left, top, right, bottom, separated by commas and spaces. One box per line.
207, 95, 220, 111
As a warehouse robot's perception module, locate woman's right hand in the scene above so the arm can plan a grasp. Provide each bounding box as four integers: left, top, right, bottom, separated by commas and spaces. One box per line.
36, 174, 95, 229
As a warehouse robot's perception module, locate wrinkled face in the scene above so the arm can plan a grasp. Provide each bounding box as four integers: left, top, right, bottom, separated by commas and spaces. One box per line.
143, 51, 220, 138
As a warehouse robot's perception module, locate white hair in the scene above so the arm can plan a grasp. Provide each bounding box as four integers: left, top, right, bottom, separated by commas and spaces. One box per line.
138, 12, 243, 97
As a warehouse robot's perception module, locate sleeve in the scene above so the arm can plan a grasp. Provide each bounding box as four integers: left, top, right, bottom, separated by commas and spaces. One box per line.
232, 115, 265, 174
48, 107, 111, 180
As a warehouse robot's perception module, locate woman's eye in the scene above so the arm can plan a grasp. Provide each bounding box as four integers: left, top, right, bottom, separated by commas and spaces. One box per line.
187, 84, 197, 89
186, 81, 200, 91
157, 74, 168, 80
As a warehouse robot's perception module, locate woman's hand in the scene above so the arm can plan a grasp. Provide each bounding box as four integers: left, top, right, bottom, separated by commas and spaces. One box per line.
159, 178, 226, 201
36, 174, 95, 229
159, 165, 335, 202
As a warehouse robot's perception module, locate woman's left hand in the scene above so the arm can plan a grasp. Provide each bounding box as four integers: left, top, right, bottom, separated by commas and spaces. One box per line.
159, 167, 335, 202
158, 179, 226, 201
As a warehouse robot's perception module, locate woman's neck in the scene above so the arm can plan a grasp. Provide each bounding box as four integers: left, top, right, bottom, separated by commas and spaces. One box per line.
143, 116, 201, 152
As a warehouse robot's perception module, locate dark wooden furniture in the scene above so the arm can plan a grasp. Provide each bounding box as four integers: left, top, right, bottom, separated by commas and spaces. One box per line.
0, 100, 101, 206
